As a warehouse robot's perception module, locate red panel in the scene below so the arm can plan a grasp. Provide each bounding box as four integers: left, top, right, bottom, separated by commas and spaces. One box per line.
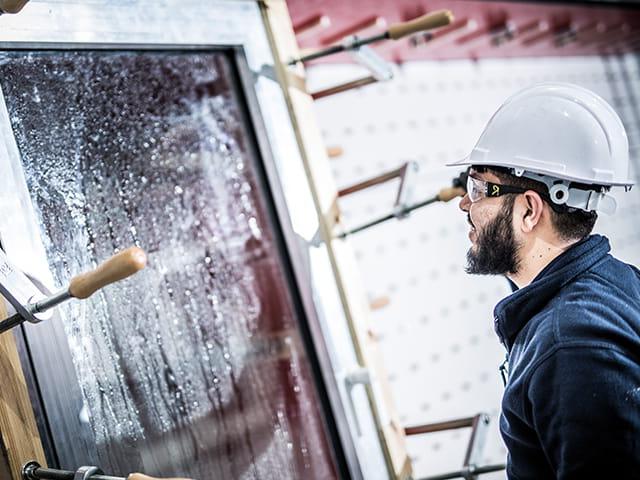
287, 0, 640, 63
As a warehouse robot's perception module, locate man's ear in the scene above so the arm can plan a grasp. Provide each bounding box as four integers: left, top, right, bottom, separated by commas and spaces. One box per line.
519, 191, 545, 233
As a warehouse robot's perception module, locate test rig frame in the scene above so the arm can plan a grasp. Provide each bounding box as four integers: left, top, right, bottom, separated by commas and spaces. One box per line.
0, 1, 405, 479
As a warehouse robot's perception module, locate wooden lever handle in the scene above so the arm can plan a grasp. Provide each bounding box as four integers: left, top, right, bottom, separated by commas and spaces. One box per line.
387, 10, 454, 40
0, 0, 30, 13
69, 247, 147, 299
437, 186, 466, 202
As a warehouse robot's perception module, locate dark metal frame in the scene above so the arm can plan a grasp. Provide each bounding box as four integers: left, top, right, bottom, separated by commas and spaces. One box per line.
0, 45, 358, 479
233, 47, 358, 479
404, 414, 505, 480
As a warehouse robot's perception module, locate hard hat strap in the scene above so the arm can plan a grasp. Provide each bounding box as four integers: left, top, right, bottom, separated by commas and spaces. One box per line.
519, 171, 617, 214
566, 189, 617, 215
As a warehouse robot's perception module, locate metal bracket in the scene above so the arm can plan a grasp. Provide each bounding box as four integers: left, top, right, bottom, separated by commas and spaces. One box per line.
337, 161, 418, 205
463, 413, 491, 473
393, 161, 420, 217
75, 466, 104, 480
0, 246, 146, 334
22, 461, 123, 480
309, 44, 393, 99
21, 461, 40, 480
405, 413, 505, 480
333, 163, 466, 238
0, 247, 52, 326
348, 42, 393, 82
343, 367, 372, 437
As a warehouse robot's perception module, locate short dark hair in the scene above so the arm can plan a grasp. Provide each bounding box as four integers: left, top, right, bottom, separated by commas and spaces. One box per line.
474, 166, 598, 242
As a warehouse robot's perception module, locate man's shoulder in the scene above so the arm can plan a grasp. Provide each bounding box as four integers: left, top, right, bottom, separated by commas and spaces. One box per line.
590, 251, 640, 283
530, 260, 640, 354
560, 255, 640, 316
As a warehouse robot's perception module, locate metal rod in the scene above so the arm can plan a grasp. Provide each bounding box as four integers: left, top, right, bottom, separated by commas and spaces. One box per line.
32, 289, 71, 313
404, 416, 476, 436
23, 464, 125, 480
288, 32, 387, 64
0, 311, 25, 334
337, 195, 439, 238
0, 289, 72, 334
338, 164, 407, 197
311, 75, 378, 100
417, 463, 506, 480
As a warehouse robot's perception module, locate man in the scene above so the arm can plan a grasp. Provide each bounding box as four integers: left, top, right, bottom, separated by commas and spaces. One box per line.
449, 83, 640, 479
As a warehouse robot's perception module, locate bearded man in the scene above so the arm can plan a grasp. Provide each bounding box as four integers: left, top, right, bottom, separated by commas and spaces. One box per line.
450, 83, 640, 479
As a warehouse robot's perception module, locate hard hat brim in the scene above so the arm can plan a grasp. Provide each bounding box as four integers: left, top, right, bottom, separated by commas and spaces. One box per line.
446, 156, 471, 168
446, 154, 635, 187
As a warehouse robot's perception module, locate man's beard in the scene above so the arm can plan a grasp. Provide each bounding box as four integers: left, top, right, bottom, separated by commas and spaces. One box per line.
466, 195, 521, 275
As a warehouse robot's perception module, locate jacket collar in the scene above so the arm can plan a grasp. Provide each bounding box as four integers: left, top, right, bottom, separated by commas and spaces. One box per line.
493, 234, 611, 350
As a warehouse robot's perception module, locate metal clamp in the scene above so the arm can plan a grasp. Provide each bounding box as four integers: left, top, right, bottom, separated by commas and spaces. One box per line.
349, 43, 393, 82
75, 466, 104, 480
22, 461, 125, 480
310, 44, 393, 99
0, 246, 147, 335
405, 413, 505, 480
343, 367, 372, 437
21, 461, 40, 480
334, 166, 467, 238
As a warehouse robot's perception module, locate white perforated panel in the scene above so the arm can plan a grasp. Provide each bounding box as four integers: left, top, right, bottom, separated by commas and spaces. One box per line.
307, 55, 640, 479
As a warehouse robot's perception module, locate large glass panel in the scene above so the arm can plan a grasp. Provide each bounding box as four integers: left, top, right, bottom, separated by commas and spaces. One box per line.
0, 51, 337, 479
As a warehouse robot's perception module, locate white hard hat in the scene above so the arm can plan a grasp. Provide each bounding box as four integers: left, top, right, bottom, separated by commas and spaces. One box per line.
448, 83, 634, 213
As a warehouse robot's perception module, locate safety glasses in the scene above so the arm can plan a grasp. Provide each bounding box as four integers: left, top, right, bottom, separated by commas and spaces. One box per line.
466, 175, 529, 203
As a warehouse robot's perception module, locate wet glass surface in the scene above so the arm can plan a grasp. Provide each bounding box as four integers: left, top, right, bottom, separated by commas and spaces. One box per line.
0, 51, 337, 479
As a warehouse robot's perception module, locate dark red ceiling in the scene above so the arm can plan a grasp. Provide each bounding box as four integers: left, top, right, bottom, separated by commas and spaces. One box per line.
286, 0, 640, 63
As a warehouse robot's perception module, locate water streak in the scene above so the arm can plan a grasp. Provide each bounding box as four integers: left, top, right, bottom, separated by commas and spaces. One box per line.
0, 51, 336, 479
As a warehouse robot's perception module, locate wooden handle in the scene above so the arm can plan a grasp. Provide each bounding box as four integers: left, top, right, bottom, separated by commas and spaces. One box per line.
128, 475, 193, 480
387, 10, 454, 40
69, 247, 147, 299
0, 0, 29, 13
327, 146, 344, 158
437, 186, 466, 202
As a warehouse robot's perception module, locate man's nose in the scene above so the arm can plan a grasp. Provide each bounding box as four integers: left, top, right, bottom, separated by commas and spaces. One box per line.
459, 193, 471, 212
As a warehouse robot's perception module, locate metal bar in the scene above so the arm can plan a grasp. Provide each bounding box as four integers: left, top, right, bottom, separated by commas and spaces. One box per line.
23, 464, 124, 480
311, 75, 378, 100
336, 195, 440, 238
410, 194, 447, 210
235, 45, 363, 479
463, 414, 491, 468
338, 164, 406, 198
288, 32, 387, 64
0, 286, 70, 336
0, 311, 25, 333
338, 212, 395, 239
392, 163, 411, 207
336, 168, 467, 238
404, 416, 476, 436
417, 463, 506, 480
32, 289, 70, 314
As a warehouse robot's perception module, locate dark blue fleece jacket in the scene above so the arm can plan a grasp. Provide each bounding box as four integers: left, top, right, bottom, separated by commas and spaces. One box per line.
494, 234, 640, 479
